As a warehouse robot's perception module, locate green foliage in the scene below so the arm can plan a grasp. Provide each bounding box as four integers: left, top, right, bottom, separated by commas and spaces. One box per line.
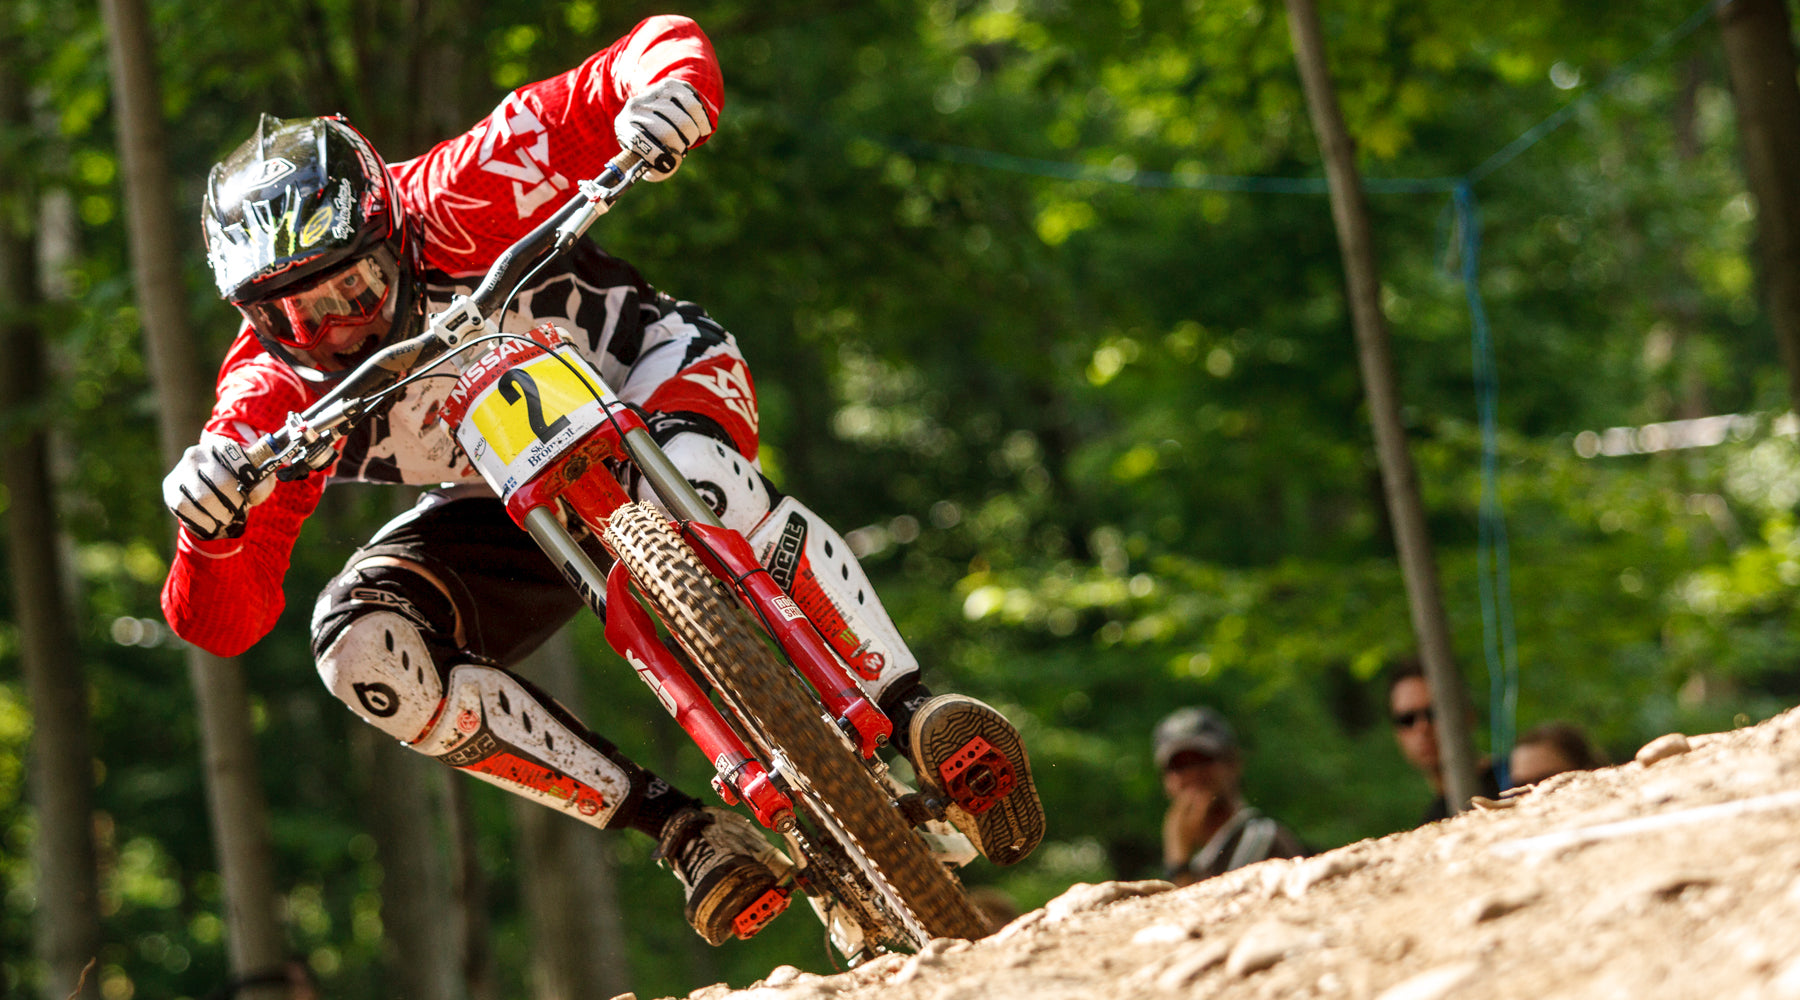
4, 0, 1797, 996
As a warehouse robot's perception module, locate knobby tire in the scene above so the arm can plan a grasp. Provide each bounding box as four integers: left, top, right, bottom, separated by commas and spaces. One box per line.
602, 502, 990, 947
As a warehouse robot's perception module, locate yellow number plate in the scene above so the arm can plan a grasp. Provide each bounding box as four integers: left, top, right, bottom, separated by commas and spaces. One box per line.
456, 352, 614, 499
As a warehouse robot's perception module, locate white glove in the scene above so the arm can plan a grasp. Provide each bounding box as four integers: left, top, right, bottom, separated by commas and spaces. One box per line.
163, 433, 275, 540
615, 79, 714, 181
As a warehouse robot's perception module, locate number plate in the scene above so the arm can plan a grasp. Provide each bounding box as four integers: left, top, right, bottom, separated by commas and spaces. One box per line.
455, 351, 615, 500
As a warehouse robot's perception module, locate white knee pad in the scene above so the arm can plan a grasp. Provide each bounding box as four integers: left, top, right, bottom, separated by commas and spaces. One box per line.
748, 496, 919, 702
633, 432, 773, 535
316, 610, 446, 744
412, 663, 634, 828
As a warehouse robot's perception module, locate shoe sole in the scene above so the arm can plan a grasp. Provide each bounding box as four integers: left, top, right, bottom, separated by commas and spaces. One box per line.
911, 695, 1045, 866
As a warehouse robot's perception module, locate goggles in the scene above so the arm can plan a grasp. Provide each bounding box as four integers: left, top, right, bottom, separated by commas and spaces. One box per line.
241, 246, 398, 351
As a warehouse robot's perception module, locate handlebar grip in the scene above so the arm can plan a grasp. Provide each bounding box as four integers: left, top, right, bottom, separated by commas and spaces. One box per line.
243, 435, 277, 469
605, 148, 644, 179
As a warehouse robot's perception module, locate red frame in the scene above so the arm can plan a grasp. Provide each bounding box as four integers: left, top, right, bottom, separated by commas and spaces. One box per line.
443, 327, 894, 832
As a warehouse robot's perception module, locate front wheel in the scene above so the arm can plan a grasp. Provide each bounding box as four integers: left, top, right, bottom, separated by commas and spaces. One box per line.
602, 502, 989, 948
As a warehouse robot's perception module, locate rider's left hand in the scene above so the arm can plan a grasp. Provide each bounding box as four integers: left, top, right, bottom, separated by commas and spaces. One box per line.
615, 79, 714, 181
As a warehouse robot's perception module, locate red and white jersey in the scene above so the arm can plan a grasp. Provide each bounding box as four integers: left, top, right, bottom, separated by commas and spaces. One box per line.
163, 16, 743, 656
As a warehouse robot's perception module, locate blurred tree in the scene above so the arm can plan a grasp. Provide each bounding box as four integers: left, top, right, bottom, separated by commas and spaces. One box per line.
1717, 0, 1800, 413
0, 15, 103, 999
1285, 0, 1479, 812
98, 0, 286, 996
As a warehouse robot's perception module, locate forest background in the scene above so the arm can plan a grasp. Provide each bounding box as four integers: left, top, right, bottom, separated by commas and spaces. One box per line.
5, 0, 1800, 998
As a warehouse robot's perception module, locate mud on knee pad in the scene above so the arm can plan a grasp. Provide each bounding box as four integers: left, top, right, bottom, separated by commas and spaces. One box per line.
316, 610, 447, 743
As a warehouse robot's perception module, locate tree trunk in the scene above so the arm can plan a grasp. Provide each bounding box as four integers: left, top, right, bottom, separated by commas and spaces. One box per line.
511, 629, 632, 1000
1719, 0, 1800, 414
0, 24, 103, 998
447, 777, 497, 1000
1284, 0, 1481, 812
353, 727, 468, 1000
98, 0, 288, 993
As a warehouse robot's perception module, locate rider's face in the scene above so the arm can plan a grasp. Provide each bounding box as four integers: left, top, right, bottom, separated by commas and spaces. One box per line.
241, 247, 399, 372
287, 306, 393, 372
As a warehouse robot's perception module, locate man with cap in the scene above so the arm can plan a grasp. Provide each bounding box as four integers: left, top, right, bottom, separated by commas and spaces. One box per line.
1155, 706, 1307, 886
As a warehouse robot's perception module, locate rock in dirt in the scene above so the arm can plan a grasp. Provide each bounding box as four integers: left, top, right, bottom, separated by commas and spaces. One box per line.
1282, 852, 1369, 898
1224, 920, 1321, 977
1042, 879, 1175, 923
1131, 922, 1197, 945
1635, 732, 1691, 766
1374, 961, 1481, 1000
1456, 887, 1541, 926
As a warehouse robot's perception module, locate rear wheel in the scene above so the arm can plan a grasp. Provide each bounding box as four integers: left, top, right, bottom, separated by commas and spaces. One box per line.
602, 502, 990, 947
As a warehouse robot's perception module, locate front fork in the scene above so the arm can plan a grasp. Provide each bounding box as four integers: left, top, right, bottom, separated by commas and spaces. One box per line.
515, 413, 892, 829
521, 505, 797, 830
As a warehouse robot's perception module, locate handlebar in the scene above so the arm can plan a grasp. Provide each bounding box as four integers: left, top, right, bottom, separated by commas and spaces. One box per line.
240, 149, 649, 480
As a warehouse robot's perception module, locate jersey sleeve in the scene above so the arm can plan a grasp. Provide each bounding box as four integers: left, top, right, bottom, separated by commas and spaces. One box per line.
395, 15, 723, 277
160, 328, 331, 657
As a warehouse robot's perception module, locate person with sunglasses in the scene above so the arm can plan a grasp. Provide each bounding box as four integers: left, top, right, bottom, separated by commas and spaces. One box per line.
158, 15, 1043, 947
1386, 659, 1498, 824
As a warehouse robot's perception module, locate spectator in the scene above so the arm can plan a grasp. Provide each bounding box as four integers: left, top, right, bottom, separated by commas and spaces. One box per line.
1510, 721, 1603, 787
1387, 659, 1499, 823
1155, 706, 1306, 886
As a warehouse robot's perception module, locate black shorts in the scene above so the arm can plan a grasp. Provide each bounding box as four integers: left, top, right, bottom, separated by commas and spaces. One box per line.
310, 487, 586, 672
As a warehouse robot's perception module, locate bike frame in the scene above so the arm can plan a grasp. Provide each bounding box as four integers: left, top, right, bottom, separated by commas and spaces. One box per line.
435, 322, 893, 828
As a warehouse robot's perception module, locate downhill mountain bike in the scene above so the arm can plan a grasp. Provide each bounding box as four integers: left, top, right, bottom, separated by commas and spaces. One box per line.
237, 150, 996, 958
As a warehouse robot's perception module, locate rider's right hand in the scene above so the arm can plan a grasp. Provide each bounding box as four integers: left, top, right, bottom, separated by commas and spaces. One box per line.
614, 79, 714, 181
162, 433, 275, 540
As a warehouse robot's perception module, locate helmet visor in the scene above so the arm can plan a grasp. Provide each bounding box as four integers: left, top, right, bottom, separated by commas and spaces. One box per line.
241, 246, 398, 352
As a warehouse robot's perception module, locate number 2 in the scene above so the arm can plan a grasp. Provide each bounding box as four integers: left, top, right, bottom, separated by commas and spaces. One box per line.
498, 368, 571, 443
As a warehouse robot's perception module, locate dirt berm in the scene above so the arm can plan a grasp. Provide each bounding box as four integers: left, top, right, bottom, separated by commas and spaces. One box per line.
639, 705, 1800, 1000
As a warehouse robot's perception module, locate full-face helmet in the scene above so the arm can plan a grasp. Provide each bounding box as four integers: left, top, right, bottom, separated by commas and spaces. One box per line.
202, 114, 421, 382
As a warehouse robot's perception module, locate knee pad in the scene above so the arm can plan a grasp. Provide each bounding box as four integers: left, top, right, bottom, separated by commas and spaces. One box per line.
413, 663, 636, 828
632, 429, 773, 535
747, 496, 919, 702
315, 610, 449, 744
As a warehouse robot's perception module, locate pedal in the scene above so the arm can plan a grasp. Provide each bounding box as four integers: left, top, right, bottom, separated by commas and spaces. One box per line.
732, 885, 792, 939
936, 736, 1016, 815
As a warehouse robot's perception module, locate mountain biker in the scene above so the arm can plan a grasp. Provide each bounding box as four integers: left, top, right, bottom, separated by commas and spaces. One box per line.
160, 15, 1044, 946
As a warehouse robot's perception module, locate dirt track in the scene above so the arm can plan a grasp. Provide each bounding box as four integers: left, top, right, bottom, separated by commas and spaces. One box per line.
637, 704, 1800, 1000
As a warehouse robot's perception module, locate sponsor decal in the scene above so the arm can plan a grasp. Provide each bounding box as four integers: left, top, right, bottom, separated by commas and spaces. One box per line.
247, 157, 297, 190
346, 588, 431, 628
331, 180, 354, 239
768, 513, 807, 591
443, 338, 548, 425
680, 360, 759, 434
624, 648, 679, 716
442, 729, 499, 767
299, 205, 334, 247
772, 595, 806, 622
561, 560, 606, 618
475, 95, 572, 219
858, 651, 886, 679
456, 709, 481, 734
354, 682, 399, 718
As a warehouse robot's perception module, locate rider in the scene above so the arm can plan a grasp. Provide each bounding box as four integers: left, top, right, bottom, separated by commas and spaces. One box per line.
160, 16, 1043, 946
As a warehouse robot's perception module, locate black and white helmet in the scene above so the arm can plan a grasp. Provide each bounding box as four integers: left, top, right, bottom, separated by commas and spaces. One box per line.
202, 114, 421, 382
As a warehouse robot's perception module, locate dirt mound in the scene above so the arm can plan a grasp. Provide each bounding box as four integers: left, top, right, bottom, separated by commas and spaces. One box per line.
646, 706, 1800, 1000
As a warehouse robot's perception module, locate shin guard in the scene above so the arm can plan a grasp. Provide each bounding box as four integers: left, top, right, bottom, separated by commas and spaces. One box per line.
411, 663, 638, 828
747, 496, 919, 703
